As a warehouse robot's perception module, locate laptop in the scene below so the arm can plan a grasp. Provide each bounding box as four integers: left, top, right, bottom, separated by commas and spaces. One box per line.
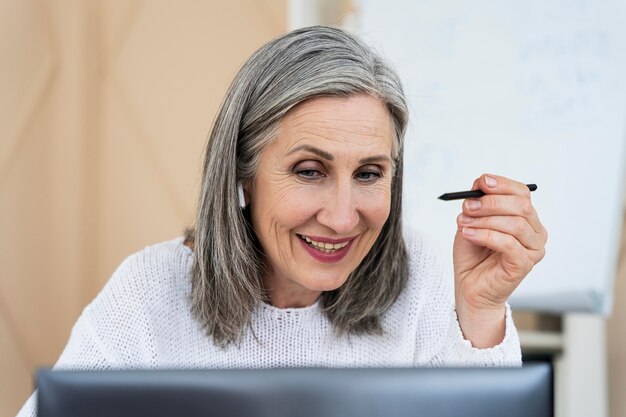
37, 364, 553, 417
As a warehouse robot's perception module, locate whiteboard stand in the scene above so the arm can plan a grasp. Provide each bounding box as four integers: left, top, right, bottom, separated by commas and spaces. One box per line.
520, 314, 607, 417
557, 314, 608, 417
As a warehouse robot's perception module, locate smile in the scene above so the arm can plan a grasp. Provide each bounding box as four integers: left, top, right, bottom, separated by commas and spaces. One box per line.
296, 234, 355, 263
298, 235, 350, 253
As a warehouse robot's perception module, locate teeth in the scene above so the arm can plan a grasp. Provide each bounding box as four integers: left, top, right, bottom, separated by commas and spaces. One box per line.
300, 235, 350, 252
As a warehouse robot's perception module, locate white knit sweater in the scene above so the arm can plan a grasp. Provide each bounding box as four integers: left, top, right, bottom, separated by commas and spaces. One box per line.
16, 231, 521, 417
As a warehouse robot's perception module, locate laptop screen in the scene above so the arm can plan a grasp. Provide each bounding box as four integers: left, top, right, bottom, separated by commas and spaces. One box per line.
37, 364, 552, 417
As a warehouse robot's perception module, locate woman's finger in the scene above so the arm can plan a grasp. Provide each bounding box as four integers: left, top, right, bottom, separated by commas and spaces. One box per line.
462, 194, 544, 234
459, 226, 535, 277
472, 174, 532, 197
457, 213, 547, 260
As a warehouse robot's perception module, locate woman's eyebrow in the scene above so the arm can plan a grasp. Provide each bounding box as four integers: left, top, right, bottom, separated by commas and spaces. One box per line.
286, 145, 334, 161
286, 145, 392, 165
359, 155, 391, 165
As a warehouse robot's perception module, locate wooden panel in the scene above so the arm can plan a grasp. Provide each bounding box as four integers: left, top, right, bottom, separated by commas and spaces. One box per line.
0, 0, 56, 176
0, 310, 32, 417
97, 0, 287, 285
0, 1, 70, 415
1, 1, 287, 415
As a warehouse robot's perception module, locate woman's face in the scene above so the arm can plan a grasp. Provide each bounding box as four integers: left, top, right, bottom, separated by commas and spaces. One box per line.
248, 94, 395, 308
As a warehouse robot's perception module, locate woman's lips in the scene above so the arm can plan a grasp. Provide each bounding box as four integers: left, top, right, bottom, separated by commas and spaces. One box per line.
300, 234, 357, 245
297, 234, 355, 263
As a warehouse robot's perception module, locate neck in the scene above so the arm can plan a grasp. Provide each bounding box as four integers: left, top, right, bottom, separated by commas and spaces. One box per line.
263, 275, 321, 309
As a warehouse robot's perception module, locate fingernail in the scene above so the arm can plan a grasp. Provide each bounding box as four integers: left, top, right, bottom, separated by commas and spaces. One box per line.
462, 227, 475, 237
485, 176, 497, 187
459, 214, 473, 224
466, 200, 481, 211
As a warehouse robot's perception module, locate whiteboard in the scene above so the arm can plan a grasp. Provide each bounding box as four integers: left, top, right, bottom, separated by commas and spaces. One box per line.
355, 0, 626, 314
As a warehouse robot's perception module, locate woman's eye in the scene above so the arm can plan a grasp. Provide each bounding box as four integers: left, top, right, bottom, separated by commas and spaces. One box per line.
298, 169, 322, 178
355, 170, 382, 182
293, 161, 325, 179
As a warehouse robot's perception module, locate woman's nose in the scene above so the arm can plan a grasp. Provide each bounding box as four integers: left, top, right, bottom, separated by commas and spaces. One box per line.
316, 181, 360, 235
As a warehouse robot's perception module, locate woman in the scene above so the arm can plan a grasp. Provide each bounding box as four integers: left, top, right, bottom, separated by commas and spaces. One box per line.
17, 26, 547, 416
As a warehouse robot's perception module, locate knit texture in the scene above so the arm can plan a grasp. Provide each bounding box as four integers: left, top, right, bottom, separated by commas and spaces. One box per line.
16, 230, 521, 417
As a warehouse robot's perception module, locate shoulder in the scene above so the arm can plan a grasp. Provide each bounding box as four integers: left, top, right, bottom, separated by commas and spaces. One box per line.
115, 238, 194, 287
76, 238, 194, 365
87, 238, 194, 319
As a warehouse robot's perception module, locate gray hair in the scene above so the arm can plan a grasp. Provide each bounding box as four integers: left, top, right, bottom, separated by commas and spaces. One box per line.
188, 26, 409, 347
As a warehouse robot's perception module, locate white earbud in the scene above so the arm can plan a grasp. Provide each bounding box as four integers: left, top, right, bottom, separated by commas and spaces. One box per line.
237, 181, 246, 208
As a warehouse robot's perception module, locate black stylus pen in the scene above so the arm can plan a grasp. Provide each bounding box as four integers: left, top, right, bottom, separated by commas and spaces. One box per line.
438, 184, 537, 200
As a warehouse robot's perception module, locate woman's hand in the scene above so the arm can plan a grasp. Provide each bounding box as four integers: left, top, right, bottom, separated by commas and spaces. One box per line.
453, 174, 548, 348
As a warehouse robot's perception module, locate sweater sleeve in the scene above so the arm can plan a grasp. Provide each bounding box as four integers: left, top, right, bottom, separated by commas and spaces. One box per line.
433, 303, 523, 367
407, 231, 522, 367
14, 311, 117, 417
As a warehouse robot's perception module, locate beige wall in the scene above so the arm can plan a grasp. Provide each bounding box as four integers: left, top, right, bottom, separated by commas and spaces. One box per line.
0, 1, 286, 415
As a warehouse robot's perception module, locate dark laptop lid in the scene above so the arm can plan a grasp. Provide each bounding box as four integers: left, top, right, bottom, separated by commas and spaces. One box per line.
37, 364, 553, 417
